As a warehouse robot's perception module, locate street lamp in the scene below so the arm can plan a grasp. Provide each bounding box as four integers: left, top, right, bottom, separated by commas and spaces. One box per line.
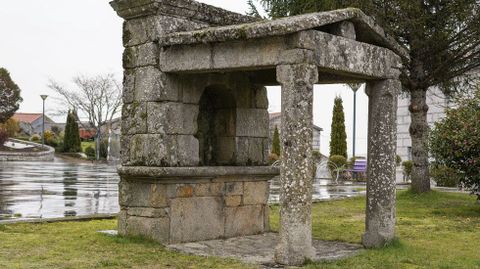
40, 95, 48, 148
347, 83, 361, 158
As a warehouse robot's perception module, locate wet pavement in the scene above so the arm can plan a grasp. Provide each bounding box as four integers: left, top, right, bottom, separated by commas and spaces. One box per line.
0, 158, 366, 221
0, 158, 119, 221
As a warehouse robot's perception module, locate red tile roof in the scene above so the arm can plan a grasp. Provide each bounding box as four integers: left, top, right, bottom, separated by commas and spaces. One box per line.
269, 112, 281, 119
12, 113, 43, 123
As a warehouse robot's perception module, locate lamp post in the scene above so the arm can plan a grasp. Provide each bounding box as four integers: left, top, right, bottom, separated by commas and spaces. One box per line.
347, 84, 361, 158
40, 95, 48, 148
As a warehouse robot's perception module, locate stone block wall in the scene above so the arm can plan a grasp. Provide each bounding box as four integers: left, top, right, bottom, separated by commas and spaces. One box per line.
118, 178, 270, 244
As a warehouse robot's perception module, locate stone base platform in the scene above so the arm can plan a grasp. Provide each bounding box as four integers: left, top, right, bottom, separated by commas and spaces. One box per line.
167, 233, 362, 266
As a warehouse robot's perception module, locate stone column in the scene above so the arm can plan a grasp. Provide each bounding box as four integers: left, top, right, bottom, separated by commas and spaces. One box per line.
362, 79, 399, 248
274, 63, 318, 266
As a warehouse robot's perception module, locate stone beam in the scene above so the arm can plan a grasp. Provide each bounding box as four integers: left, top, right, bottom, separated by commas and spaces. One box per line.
290, 30, 401, 79
362, 79, 399, 248
275, 63, 318, 266
159, 30, 400, 80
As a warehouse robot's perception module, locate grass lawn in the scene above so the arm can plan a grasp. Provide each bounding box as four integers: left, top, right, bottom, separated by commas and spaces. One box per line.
0, 191, 479, 268
81, 141, 95, 152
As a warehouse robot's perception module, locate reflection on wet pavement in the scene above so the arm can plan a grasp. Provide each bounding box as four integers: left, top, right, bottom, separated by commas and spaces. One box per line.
0, 158, 119, 221
0, 158, 366, 221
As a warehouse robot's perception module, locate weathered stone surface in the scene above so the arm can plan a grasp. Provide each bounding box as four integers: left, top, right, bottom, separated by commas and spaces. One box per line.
292, 31, 401, 79
122, 102, 147, 135
118, 210, 128, 235
135, 66, 179, 102
254, 86, 268, 109
158, 8, 407, 60
194, 182, 224, 197
175, 184, 194, 198
330, 21, 356, 39
236, 109, 269, 137
160, 36, 287, 73
243, 181, 269, 205
170, 197, 224, 243
128, 134, 199, 166
275, 63, 318, 266
119, 180, 168, 207
123, 42, 158, 68
147, 102, 198, 134
225, 205, 264, 237
126, 216, 170, 243
224, 195, 242, 207
167, 233, 362, 265
225, 182, 243, 196
127, 207, 169, 218
118, 166, 279, 179
122, 69, 136, 104
362, 79, 399, 248
111, 0, 255, 30
235, 137, 267, 166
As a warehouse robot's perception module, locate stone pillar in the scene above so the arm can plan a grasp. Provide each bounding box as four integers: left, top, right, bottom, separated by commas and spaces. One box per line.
362, 79, 399, 248
274, 63, 318, 266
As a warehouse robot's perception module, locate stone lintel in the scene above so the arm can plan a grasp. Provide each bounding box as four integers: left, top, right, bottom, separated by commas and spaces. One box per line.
160, 31, 400, 80
110, 0, 255, 26
329, 21, 356, 40
118, 166, 280, 180
290, 30, 402, 79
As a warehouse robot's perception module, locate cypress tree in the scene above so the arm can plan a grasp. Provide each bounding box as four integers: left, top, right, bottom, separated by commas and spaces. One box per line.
0, 68, 22, 124
271, 125, 281, 156
63, 111, 81, 152
329, 96, 347, 158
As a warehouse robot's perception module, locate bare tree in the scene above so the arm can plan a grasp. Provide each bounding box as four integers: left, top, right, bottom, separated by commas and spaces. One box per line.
48, 74, 122, 160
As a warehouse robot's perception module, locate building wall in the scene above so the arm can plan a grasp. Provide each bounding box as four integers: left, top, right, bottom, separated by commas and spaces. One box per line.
396, 88, 448, 161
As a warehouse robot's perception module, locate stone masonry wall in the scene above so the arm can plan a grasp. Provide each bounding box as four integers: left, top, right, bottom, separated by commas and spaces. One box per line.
118, 178, 270, 244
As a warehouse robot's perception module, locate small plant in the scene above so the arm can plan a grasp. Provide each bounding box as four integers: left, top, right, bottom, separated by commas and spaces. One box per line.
84, 145, 96, 159
430, 165, 460, 188
328, 155, 347, 183
396, 155, 402, 167
402, 160, 414, 182
30, 134, 41, 142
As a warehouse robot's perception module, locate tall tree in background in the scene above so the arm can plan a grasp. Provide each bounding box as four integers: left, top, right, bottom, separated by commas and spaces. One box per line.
49, 74, 122, 160
330, 96, 348, 158
271, 125, 281, 156
256, 0, 480, 193
0, 68, 22, 123
63, 110, 81, 153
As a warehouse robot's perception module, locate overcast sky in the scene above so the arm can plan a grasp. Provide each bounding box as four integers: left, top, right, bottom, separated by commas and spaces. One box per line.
0, 0, 369, 156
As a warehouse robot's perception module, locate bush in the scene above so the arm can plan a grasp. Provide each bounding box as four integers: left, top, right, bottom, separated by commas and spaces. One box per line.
396, 155, 402, 167
312, 150, 322, 161
30, 134, 40, 142
328, 155, 347, 180
0, 118, 19, 137
429, 85, 480, 198
430, 165, 460, 187
0, 129, 8, 145
402, 160, 413, 181
84, 146, 95, 159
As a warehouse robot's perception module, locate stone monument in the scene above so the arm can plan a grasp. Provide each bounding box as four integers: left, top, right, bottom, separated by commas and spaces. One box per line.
111, 0, 405, 266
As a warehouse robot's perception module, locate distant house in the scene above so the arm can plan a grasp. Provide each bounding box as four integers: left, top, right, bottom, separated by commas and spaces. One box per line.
12, 113, 64, 136
269, 112, 323, 153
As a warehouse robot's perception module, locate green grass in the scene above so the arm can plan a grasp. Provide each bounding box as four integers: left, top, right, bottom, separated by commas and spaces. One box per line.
81, 141, 95, 152
0, 191, 479, 269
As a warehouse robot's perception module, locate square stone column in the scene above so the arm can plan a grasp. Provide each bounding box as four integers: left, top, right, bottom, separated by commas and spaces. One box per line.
274, 63, 318, 266
362, 79, 400, 248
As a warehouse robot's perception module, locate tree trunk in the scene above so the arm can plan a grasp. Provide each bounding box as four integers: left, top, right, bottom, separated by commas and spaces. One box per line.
408, 88, 431, 193
96, 127, 101, 161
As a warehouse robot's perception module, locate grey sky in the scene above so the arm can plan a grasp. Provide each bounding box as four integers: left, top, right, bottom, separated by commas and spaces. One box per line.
0, 0, 369, 156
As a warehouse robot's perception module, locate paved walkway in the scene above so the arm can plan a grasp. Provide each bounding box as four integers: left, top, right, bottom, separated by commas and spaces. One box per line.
167, 233, 362, 267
